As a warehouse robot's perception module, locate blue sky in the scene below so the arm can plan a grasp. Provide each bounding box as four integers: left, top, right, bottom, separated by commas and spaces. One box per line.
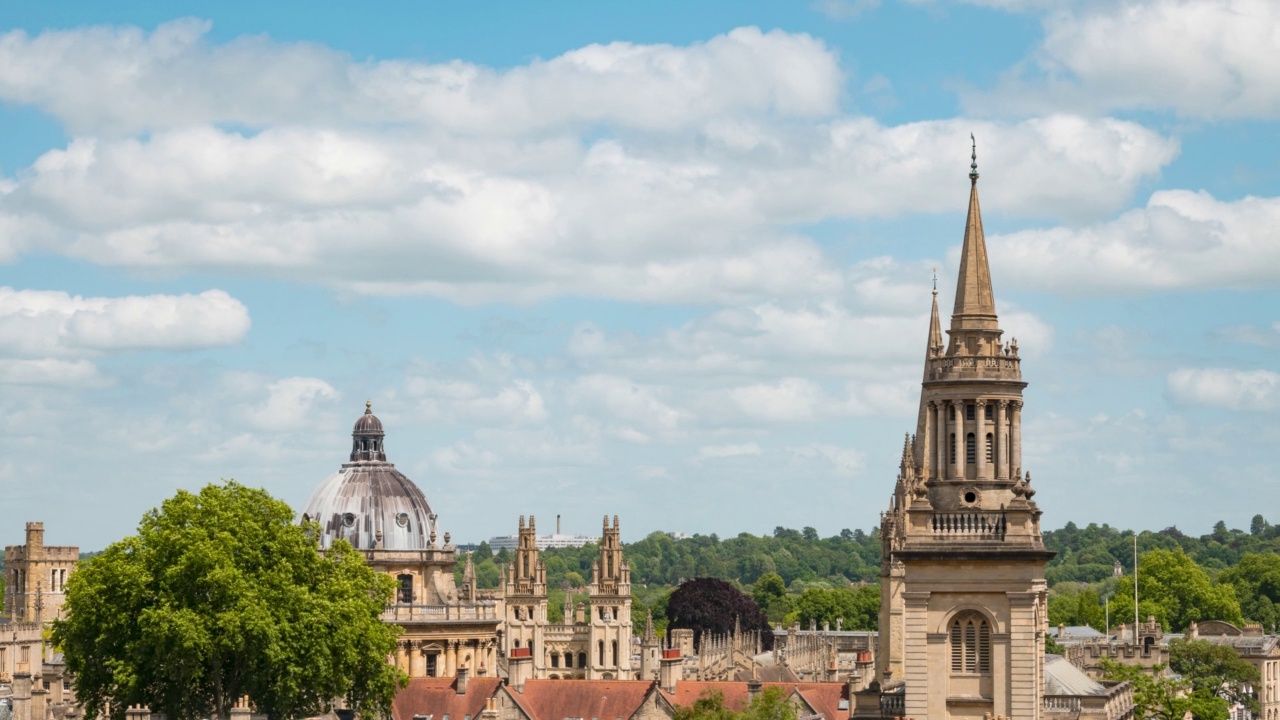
2, 0, 1279, 551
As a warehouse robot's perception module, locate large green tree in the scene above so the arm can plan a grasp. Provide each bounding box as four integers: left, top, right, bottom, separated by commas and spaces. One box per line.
1169, 639, 1260, 716
790, 586, 879, 631
53, 482, 404, 720
1108, 549, 1242, 631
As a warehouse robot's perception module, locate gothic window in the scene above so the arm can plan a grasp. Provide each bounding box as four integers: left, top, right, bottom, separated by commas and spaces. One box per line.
598, 640, 605, 665
611, 640, 618, 665
966, 404, 975, 420
579, 651, 588, 668
397, 574, 413, 604
949, 612, 991, 674
985, 433, 994, 462
966, 433, 976, 464
950, 434, 956, 463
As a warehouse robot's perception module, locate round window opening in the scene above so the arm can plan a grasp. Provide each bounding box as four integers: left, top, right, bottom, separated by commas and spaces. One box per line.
963, 491, 978, 504
342, 512, 357, 528
396, 512, 410, 528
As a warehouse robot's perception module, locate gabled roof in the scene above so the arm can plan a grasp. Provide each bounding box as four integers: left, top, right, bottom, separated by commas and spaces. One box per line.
505, 680, 657, 720
658, 682, 849, 719
393, 677, 503, 720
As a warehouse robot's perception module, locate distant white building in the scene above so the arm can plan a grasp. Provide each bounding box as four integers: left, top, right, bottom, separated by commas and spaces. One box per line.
488, 533, 598, 551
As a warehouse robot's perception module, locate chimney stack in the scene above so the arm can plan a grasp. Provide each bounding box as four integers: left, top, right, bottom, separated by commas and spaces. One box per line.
557, 514, 561, 535
659, 648, 681, 694
456, 667, 468, 695
508, 647, 533, 692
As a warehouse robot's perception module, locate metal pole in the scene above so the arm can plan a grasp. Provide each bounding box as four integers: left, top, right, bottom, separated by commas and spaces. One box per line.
1134, 535, 1140, 638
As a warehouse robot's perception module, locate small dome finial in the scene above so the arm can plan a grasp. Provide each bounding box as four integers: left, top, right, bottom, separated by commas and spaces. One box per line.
932, 266, 938, 296
365, 400, 372, 413
970, 133, 979, 183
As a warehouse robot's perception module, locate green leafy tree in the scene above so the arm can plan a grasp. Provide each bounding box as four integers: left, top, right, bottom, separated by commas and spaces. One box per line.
1169, 639, 1260, 716
673, 687, 798, 720
1108, 549, 1242, 631
791, 586, 879, 631
52, 481, 404, 720
751, 573, 787, 608
1219, 553, 1280, 630
1098, 659, 1196, 720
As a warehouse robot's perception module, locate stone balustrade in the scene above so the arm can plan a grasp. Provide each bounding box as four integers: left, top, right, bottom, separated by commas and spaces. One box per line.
930, 512, 1008, 539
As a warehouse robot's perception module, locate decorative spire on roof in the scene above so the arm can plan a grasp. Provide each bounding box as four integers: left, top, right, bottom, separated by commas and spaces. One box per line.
970, 133, 979, 183
951, 135, 999, 334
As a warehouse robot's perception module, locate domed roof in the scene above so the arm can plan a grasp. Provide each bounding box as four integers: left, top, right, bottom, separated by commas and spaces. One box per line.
300, 403, 437, 551
352, 400, 384, 435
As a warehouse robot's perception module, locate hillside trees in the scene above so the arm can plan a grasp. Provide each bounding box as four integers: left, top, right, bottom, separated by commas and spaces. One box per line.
791, 586, 880, 631
52, 482, 403, 720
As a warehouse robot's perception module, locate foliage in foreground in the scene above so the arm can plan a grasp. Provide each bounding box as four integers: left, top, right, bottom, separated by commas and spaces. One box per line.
673, 687, 798, 720
53, 481, 404, 720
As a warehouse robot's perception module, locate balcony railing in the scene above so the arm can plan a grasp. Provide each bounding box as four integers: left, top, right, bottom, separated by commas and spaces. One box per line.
931, 512, 1007, 540
381, 602, 499, 623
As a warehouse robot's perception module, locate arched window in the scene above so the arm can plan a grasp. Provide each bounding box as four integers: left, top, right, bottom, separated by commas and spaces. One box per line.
578, 652, 587, 668
611, 640, 618, 665
949, 612, 991, 674
598, 640, 605, 665
949, 434, 956, 463
985, 433, 994, 462
514, 638, 521, 648
965, 433, 976, 464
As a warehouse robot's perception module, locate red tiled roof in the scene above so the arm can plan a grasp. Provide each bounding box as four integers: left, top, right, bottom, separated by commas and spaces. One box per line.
393, 677, 503, 720
659, 682, 849, 719
508, 680, 656, 720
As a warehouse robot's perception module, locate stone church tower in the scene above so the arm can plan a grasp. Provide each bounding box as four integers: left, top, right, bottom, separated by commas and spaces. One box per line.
588, 515, 632, 679
502, 515, 549, 672
877, 147, 1054, 720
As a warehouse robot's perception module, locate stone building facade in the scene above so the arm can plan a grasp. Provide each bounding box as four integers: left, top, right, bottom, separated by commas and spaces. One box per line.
874, 152, 1054, 720
1, 524, 81, 720
499, 514, 633, 680
300, 403, 503, 679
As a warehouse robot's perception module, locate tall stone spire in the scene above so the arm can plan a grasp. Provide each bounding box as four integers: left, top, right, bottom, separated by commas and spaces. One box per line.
951, 135, 998, 334
913, 271, 946, 469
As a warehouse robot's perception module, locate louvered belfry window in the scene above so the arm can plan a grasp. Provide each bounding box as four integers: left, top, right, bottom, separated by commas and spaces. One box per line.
950, 612, 992, 674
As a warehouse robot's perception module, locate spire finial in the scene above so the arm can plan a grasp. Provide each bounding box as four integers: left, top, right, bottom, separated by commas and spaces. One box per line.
970, 133, 979, 183
365, 400, 372, 413
932, 266, 938, 296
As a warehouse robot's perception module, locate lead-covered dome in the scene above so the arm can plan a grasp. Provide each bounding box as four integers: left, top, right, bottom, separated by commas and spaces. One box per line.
301, 402, 437, 550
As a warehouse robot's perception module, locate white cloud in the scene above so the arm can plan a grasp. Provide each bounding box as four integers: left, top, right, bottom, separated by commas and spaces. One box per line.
731, 378, 823, 422
0, 21, 1179, 304
1214, 322, 1280, 348
0, 21, 842, 136
974, 0, 1280, 118
989, 191, 1280, 293
790, 443, 866, 477
695, 443, 763, 460
0, 287, 250, 357
0, 358, 102, 386
812, 0, 881, 20
1167, 368, 1280, 412
246, 377, 340, 432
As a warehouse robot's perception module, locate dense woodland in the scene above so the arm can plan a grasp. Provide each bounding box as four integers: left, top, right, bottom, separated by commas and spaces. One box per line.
457, 514, 1280, 637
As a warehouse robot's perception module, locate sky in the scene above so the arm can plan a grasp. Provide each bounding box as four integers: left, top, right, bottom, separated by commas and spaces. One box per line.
1, 0, 1279, 551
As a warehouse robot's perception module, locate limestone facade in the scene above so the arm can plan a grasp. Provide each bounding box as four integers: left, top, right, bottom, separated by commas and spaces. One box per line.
1, 524, 82, 720
499, 515, 633, 680
875, 154, 1054, 720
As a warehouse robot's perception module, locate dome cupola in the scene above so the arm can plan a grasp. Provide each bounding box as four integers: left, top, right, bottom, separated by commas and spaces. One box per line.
301, 402, 438, 551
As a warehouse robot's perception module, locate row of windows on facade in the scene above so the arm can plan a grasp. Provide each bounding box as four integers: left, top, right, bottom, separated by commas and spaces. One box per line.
510, 638, 620, 667
950, 613, 992, 674
8, 568, 69, 594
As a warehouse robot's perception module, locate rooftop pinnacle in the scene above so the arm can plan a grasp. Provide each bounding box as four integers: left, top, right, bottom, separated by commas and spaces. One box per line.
951, 136, 998, 331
